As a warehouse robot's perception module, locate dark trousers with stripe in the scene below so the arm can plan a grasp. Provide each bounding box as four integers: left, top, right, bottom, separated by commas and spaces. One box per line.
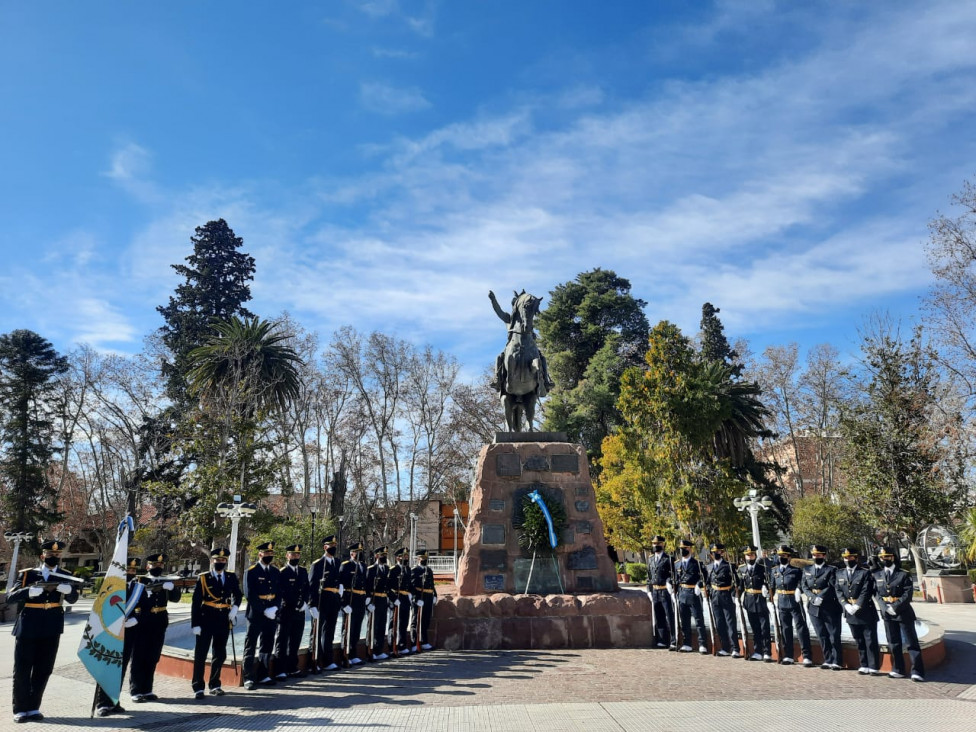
243, 616, 276, 682
883, 616, 924, 677
808, 609, 842, 666
274, 608, 305, 674
12, 635, 60, 715
650, 589, 673, 647
848, 621, 880, 671
192, 620, 230, 691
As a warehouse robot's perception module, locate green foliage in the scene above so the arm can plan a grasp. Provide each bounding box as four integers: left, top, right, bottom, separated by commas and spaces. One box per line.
625, 562, 648, 583
248, 515, 338, 561
515, 494, 567, 553
959, 507, 976, 564
156, 218, 256, 410
73, 566, 94, 581
967, 568, 976, 585
839, 325, 968, 540
0, 329, 69, 534
537, 269, 649, 462
699, 303, 742, 377
790, 495, 869, 558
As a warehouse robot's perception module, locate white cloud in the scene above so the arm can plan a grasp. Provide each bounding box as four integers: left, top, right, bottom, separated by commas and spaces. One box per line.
359, 81, 431, 115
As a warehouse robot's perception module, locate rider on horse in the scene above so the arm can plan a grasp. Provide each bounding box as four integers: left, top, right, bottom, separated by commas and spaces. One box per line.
489, 290, 555, 396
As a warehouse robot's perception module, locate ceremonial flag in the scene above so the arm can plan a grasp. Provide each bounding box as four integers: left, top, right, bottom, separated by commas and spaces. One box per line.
77, 515, 143, 704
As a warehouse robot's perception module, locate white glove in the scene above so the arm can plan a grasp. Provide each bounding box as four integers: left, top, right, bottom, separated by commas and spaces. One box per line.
394, 599, 401, 608
761, 586, 769, 598
844, 603, 859, 615
263, 606, 278, 620
229, 605, 239, 623
795, 588, 802, 601
433, 596, 438, 605
28, 586, 44, 598
342, 605, 352, 615
146, 589, 154, 598
163, 581, 175, 591
417, 599, 425, 607
407, 592, 413, 602
366, 603, 375, 614
885, 605, 897, 616
338, 584, 345, 596
56, 583, 72, 594
310, 607, 320, 620
813, 597, 823, 606
297, 602, 308, 612
645, 590, 654, 600
665, 581, 673, 593
192, 626, 202, 636
124, 617, 138, 628
694, 585, 702, 597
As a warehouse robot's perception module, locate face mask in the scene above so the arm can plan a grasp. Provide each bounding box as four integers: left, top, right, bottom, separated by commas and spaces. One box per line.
261, 555, 274, 565
845, 559, 858, 569
44, 556, 59, 567
882, 559, 894, 568
289, 558, 300, 567
326, 546, 336, 556
779, 556, 790, 565
378, 556, 387, 564
680, 548, 690, 557
420, 558, 428, 566
652, 545, 663, 553
213, 562, 227, 572
746, 557, 756, 565
126, 572, 137, 581
712, 553, 723, 561
149, 566, 163, 576
813, 557, 825, 566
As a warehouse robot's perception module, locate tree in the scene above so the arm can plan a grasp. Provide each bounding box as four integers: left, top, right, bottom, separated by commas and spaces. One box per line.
0, 330, 69, 535
790, 495, 869, 558
536, 268, 649, 462
698, 303, 742, 377
839, 321, 969, 580
156, 219, 255, 410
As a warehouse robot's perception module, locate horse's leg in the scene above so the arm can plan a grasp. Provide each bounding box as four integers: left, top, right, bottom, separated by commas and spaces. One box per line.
524, 394, 536, 432
503, 395, 517, 433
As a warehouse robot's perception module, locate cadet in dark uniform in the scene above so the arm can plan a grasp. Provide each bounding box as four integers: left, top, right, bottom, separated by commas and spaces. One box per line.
802, 545, 843, 670
95, 557, 142, 717
836, 547, 881, 675
736, 545, 772, 661
338, 542, 368, 665
243, 541, 281, 689
190, 548, 243, 699
130, 553, 181, 702
8, 539, 79, 724
308, 535, 341, 671
411, 549, 437, 650
365, 546, 391, 660
874, 547, 924, 681
644, 535, 674, 649
388, 547, 414, 655
274, 544, 309, 679
769, 545, 814, 666
707, 543, 741, 657
674, 539, 710, 654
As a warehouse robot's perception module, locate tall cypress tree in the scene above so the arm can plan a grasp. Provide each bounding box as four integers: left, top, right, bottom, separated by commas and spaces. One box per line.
698, 302, 742, 377
0, 330, 68, 535
156, 219, 256, 410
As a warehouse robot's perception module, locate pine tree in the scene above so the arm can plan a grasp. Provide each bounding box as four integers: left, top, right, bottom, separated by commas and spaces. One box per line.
0, 330, 69, 535
699, 302, 741, 377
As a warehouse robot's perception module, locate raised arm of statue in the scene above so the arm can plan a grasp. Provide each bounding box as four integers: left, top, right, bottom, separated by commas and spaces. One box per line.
489, 291, 511, 325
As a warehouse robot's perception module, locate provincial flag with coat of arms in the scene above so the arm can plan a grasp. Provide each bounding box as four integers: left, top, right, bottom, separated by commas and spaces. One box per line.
77, 516, 143, 705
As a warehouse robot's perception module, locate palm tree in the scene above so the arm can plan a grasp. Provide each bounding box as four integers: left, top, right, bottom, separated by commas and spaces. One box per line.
698, 360, 772, 468
187, 316, 303, 415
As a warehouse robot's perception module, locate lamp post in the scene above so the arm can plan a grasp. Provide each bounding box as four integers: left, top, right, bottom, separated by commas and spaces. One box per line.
216, 495, 258, 573
336, 515, 345, 553
452, 507, 461, 581
3, 531, 34, 591
408, 512, 419, 567
733, 489, 773, 557
310, 506, 318, 550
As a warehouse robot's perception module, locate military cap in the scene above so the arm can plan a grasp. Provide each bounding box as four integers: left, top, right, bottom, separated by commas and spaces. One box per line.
651, 535, 667, 544
840, 547, 859, 559
393, 547, 407, 558
775, 544, 794, 556
126, 557, 141, 569
41, 539, 64, 552
415, 548, 429, 558
348, 542, 364, 553
678, 539, 693, 549
710, 542, 725, 552
742, 544, 759, 554
256, 541, 275, 552
877, 546, 895, 559
211, 547, 230, 558
373, 546, 387, 556
810, 545, 827, 556
145, 553, 167, 564
321, 534, 337, 546
284, 544, 302, 553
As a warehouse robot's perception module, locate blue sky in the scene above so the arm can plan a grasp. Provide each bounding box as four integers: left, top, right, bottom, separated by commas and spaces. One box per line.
2, 1, 975, 376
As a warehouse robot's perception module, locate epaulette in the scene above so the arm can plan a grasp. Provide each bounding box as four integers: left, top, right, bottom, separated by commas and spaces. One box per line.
198, 572, 209, 578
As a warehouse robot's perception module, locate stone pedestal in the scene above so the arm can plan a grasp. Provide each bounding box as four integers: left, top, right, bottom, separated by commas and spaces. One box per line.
456, 441, 618, 596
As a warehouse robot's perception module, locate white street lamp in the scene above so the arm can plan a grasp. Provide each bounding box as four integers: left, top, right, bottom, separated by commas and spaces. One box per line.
733, 489, 773, 558
3, 531, 34, 591
452, 507, 461, 581
408, 512, 419, 567
215, 495, 258, 573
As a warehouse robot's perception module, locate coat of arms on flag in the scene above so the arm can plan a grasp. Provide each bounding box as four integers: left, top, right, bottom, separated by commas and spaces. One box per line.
78, 515, 143, 706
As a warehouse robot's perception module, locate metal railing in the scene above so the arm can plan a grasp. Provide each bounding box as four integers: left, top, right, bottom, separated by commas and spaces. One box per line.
425, 555, 458, 575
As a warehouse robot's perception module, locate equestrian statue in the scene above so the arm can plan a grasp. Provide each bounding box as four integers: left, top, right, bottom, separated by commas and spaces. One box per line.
489, 289, 555, 432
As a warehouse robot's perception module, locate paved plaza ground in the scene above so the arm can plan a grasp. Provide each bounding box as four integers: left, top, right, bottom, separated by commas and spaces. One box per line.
0, 599, 973, 731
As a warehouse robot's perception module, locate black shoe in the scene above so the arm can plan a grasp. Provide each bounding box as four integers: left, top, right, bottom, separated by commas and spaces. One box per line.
30, 713, 44, 722
243, 680, 255, 690
209, 687, 225, 696
95, 706, 114, 718
194, 691, 205, 700
258, 677, 276, 686
143, 693, 158, 701
112, 704, 125, 714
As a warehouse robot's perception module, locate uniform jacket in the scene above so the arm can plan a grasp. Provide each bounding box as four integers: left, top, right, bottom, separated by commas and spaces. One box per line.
873, 567, 915, 622
411, 564, 437, 599
365, 561, 390, 603
134, 575, 181, 620
7, 566, 80, 639
736, 561, 768, 613
801, 563, 840, 617
674, 556, 705, 589
646, 552, 673, 590
770, 563, 804, 607
190, 570, 243, 628
708, 559, 735, 590
308, 553, 340, 608
338, 559, 367, 606
244, 562, 281, 620
834, 565, 879, 625
388, 562, 412, 603
278, 563, 310, 612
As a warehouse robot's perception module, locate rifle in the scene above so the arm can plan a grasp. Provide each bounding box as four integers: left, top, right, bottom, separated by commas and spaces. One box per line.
308, 613, 319, 672
391, 601, 400, 658
230, 618, 239, 679
734, 575, 750, 658
767, 569, 783, 662
699, 559, 718, 655
668, 558, 680, 650
365, 604, 375, 662
415, 598, 423, 654
340, 610, 352, 668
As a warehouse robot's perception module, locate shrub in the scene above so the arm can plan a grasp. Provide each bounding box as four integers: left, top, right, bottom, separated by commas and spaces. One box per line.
625, 562, 648, 584
968, 568, 976, 585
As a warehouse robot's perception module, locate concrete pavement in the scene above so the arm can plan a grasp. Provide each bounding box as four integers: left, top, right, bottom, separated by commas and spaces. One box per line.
0, 599, 972, 731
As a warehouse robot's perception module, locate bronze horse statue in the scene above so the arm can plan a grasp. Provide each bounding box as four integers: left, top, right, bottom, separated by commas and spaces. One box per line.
490, 290, 554, 432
